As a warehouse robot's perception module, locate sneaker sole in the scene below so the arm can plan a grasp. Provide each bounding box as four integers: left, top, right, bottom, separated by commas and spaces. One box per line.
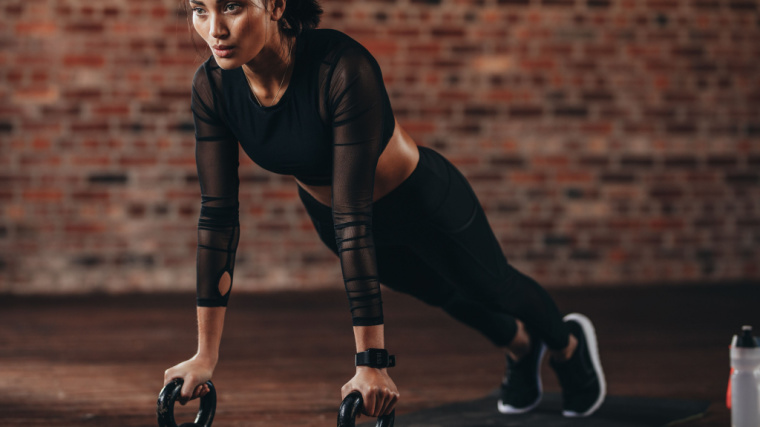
497, 343, 547, 414
561, 313, 606, 417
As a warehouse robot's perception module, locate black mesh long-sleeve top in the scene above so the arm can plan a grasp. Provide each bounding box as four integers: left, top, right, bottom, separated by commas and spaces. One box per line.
190, 29, 395, 326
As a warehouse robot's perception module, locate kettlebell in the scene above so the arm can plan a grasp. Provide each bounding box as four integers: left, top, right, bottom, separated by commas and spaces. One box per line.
157, 378, 216, 427
338, 391, 395, 427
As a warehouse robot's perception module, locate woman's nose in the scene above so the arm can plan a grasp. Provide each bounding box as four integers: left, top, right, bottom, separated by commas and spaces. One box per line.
209, 15, 228, 39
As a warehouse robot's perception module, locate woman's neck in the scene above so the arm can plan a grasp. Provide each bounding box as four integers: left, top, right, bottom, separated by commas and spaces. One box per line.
242, 34, 295, 93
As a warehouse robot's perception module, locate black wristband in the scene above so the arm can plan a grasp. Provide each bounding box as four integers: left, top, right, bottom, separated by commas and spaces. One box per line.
355, 348, 396, 368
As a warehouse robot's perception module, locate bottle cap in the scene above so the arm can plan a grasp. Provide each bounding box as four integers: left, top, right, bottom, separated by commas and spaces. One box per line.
737, 325, 758, 348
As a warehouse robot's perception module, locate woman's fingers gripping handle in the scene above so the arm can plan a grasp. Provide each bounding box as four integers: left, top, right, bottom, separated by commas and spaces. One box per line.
341, 368, 400, 417
163, 357, 214, 405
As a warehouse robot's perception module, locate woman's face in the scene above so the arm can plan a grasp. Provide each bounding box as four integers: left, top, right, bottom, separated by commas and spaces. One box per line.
189, 0, 276, 69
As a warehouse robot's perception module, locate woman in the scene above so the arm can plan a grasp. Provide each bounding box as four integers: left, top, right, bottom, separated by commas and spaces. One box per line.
164, 0, 606, 419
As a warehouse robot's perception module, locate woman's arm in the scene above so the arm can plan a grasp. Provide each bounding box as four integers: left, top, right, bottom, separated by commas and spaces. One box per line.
325, 40, 399, 417
327, 40, 395, 331
191, 65, 240, 309
163, 63, 240, 403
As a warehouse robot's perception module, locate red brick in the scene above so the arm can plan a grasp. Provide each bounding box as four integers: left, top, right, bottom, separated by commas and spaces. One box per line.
40, 104, 82, 117
71, 121, 109, 132
72, 156, 112, 167
166, 190, 199, 200
15, 22, 57, 36
20, 155, 62, 167
63, 55, 105, 67
509, 171, 548, 184
519, 59, 557, 71
437, 90, 470, 101
167, 157, 196, 167
158, 89, 190, 100
151, 6, 168, 19
92, 105, 130, 116
118, 157, 158, 167
158, 56, 199, 67
13, 87, 60, 103
23, 189, 64, 202
71, 191, 110, 201
533, 155, 571, 168
63, 89, 102, 101
64, 223, 107, 233
509, 105, 544, 117
65, 23, 105, 33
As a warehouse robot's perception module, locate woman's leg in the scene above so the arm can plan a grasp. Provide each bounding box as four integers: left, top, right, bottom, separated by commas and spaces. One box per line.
383, 147, 605, 416
375, 246, 566, 363
383, 146, 570, 352
374, 244, 519, 347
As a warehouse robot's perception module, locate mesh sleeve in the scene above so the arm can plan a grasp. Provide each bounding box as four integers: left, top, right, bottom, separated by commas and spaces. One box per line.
327, 45, 394, 326
191, 66, 240, 307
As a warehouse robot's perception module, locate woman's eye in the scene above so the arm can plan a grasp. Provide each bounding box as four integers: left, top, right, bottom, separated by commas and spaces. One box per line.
191, 3, 239, 16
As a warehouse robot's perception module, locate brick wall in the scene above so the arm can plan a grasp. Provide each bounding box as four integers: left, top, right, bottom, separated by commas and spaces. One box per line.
1, 0, 758, 295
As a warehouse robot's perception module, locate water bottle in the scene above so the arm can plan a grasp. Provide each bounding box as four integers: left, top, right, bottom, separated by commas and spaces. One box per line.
730, 325, 760, 427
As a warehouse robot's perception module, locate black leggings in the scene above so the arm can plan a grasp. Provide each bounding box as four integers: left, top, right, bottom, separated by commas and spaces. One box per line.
298, 145, 569, 350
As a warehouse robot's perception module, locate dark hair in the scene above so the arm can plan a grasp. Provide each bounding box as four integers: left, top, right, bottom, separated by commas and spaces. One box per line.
277, 0, 323, 37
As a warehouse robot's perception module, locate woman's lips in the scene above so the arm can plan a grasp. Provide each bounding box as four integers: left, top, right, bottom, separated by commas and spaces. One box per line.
212, 46, 234, 58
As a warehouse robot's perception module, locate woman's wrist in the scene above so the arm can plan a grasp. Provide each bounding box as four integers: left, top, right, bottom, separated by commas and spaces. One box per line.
195, 306, 225, 368
356, 365, 387, 373
193, 351, 219, 367
352, 324, 385, 352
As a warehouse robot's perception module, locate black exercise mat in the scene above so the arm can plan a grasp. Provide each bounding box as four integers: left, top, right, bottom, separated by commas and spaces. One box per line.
361, 389, 709, 426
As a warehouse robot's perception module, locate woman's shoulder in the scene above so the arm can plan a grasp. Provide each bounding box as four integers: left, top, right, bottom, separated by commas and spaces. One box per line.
192, 55, 221, 84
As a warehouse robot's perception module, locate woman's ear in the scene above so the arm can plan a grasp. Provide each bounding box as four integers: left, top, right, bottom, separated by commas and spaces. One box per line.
270, 0, 287, 21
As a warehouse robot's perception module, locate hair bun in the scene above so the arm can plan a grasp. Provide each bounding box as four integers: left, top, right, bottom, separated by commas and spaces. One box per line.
280, 0, 323, 36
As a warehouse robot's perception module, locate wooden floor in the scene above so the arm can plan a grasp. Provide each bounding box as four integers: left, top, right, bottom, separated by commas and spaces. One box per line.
1, 282, 756, 426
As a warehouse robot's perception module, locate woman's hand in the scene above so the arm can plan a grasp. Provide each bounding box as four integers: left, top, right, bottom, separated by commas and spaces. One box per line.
163, 354, 217, 405
341, 367, 400, 418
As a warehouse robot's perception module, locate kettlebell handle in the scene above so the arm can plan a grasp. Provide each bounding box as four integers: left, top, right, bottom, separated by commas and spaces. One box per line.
157, 378, 216, 427
338, 391, 395, 427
